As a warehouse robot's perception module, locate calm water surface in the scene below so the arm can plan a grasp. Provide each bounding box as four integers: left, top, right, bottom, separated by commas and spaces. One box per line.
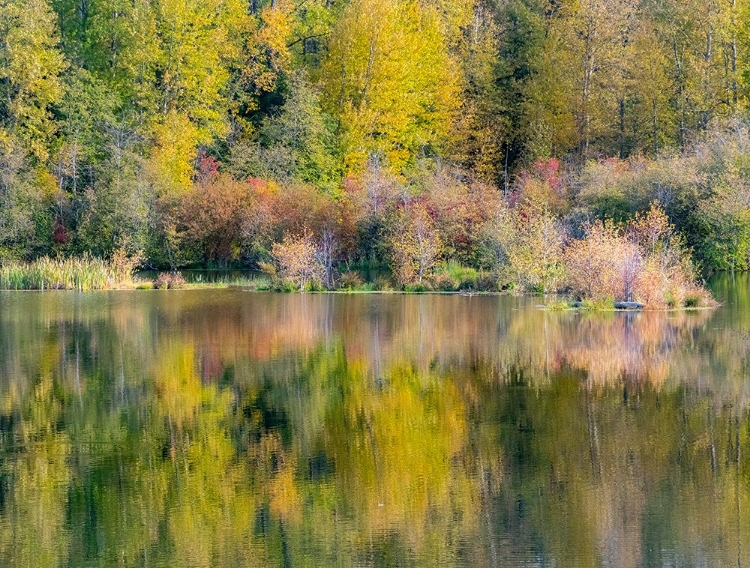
1, 276, 749, 567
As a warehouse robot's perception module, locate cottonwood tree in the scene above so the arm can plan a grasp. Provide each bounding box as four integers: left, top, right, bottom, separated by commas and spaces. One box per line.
540, 0, 638, 159
319, 0, 460, 172
446, 2, 508, 182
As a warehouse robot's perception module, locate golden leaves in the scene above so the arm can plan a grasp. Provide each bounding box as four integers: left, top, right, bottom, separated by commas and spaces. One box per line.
320, 0, 461, 173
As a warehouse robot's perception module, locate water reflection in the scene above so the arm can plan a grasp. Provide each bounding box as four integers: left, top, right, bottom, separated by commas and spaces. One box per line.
0, 278, 748, 566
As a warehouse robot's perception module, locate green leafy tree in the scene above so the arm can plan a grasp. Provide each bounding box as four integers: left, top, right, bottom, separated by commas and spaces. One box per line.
0, 0, 67, 161
0, 131, 53, 258
229, 73, 340, 190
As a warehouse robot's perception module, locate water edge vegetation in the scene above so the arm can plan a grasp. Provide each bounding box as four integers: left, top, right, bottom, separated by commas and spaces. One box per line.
1, 0, 750, 309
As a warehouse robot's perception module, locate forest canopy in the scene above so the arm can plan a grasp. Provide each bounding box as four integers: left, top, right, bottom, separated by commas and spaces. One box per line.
1, 0, 749, 290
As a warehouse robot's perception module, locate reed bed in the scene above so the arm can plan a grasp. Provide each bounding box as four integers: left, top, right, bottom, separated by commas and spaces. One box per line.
0, 255, 134, 290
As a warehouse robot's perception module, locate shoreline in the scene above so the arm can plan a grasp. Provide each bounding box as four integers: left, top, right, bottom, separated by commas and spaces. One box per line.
0, 284, 720, 312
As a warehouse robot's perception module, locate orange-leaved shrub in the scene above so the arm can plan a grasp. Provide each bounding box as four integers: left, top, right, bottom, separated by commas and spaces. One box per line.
421, 166, 500, 266
628, 203, 712, 308
153, 272, 185, 289
563, 203, 713, 308
178, 173, 254, 264
564, 220, 642, 301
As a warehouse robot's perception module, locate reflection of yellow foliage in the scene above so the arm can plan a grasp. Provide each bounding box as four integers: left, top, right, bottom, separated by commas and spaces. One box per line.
270, 457, 302, 524
167, 386, 257, 566
329, 363, 470, 548
153, 340, 202, 427
5, 289, 750, 565
0, 357, 71, 566
0, 442, 72, 567
117, 293, 718, 393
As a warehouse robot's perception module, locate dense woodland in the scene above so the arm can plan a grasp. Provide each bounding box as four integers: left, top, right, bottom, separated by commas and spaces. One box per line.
1, 0, 750, 295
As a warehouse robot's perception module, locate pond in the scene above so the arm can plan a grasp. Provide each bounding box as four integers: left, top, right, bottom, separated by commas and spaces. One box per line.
0, 275, 749, 566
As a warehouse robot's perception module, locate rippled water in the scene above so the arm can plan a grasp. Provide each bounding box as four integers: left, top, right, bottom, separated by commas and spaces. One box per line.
0, 276, 749, 567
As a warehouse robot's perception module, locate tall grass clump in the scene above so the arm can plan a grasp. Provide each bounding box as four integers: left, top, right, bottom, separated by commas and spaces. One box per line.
428, 262, 480, 291
0, 250, 141, 290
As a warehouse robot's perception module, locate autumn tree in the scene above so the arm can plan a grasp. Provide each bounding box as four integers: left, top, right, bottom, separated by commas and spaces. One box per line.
445, 2, 509, 182
319, 0, 460, 173
627, 202, 698, 306
527, 0, 638, 160
226, 0, 294, 130
177, 171, 254, 265
389, 202, 442, 285
0, 0, 746, 274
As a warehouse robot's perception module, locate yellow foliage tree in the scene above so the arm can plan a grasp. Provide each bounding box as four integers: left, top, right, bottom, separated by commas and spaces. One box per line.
148, 111, 200, 195
319, 0, 460, 173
